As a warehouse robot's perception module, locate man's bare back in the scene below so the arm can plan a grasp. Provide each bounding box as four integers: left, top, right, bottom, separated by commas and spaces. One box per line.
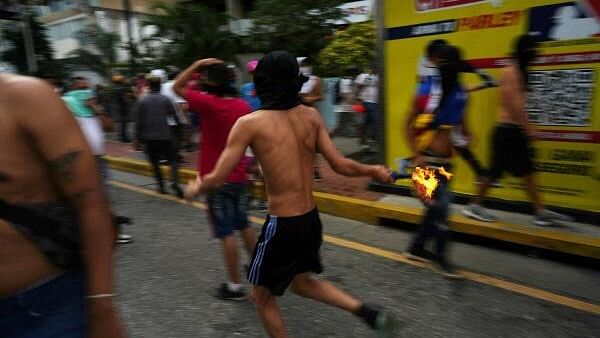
0, 74, 68, 294
0, 74, 124, 337
245, 105, 322, 216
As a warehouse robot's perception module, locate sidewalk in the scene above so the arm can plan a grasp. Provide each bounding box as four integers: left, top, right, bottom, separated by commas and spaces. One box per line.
104, 137, 600, 259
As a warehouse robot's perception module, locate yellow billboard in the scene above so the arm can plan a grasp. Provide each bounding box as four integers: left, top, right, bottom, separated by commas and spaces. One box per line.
384, 0, 600, 212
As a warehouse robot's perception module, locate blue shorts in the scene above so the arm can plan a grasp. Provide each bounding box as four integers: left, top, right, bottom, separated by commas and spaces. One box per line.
0, 271, 87, 338
206, 183, 250, 238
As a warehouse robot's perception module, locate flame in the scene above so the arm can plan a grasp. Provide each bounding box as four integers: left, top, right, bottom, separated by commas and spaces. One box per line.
438, 166, 453, 180
411, 166, 453, 204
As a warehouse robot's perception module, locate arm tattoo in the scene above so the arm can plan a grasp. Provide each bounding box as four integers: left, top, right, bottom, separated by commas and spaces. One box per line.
47, 150, 81, 183
0, 171, 10, 182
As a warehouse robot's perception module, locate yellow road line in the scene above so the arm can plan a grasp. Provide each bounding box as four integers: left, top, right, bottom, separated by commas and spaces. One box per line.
109, 180, 600, 315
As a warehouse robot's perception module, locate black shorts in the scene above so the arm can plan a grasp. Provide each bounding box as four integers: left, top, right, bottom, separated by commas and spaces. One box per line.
247, 207, 323, 296
489, 124, 534, 179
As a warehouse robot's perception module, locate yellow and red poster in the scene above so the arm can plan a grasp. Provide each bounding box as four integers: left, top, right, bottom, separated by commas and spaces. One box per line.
384, 0, 600, 212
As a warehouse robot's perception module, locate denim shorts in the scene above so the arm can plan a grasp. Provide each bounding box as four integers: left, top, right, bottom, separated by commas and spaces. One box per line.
206, 182, 250, 238
0, 271, 87, 338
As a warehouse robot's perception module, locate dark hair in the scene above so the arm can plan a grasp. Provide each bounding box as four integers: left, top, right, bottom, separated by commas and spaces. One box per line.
148, 77, 161, 92
426, 39, 448, 59
254, 51, 307, 110
437, 45, 462, 106
346, 65, 360, 77
202, 63, 237, 96
71, 76, 88, 89
166, 66, 180, 80
513, 34, 539, 90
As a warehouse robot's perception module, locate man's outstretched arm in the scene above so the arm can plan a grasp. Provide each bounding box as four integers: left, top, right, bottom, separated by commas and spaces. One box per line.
316, 111, 391, 183
14, 77, 124, 338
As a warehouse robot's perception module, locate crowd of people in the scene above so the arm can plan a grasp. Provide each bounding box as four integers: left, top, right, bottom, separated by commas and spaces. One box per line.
0, 34, 575, 338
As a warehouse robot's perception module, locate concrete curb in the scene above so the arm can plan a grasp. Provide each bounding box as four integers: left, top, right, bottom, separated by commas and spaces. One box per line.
105, 156, 600, 259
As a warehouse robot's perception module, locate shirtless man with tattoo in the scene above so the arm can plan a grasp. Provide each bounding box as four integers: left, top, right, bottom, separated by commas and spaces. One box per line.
0, 74, 125, 337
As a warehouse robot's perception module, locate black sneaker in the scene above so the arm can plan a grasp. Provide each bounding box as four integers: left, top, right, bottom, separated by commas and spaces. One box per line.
373, 311, 396, 338
314, 169, 323, 182
171, 183, 184, 199
404, 248, 435, 262
357, 305, 396, 338
217, 283, 247, 301
434, 259, 464, 280
114, 215, 132, 225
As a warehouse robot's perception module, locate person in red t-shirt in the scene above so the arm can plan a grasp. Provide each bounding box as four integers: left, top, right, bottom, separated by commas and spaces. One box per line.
174, 58, 257, 300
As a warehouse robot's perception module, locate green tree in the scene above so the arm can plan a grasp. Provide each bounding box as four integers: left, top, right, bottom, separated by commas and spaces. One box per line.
317, 21, 375, 77
142, 0, 237, 68
245, 0, 345, 59
67, 23, 122, 77
3, 12, 65, 78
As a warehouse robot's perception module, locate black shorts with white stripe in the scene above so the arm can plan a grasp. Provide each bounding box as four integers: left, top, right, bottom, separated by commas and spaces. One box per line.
247, 207, 323, 296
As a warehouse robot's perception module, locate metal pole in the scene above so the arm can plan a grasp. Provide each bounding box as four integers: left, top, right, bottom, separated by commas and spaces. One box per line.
123, 0, 136, 76
22, 12, 38, 74
375, 0, 385, 164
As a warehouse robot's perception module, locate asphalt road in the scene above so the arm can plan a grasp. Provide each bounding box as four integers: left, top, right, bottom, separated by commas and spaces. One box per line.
109, 170, 600, 338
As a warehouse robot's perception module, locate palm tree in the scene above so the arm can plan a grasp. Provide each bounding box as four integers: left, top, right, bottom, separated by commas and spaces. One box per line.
142, 0, 238, 68
67, 23, 121, 77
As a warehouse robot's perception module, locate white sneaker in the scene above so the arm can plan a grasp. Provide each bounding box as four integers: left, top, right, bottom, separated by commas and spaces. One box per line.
533, 209, 573, 226
116, 233, 133, 244
462, 204, 496, 222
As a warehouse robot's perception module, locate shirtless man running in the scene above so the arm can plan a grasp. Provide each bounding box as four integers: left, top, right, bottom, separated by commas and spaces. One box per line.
185, 51, 395, 337
0, 74, 124, 337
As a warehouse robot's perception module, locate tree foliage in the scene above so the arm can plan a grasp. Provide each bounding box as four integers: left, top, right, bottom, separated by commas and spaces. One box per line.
142, 0, 237, 68
3, 12, 65, 78
67, 23, 121, 77
245, 0, 345, 59
317, 21, 375, 77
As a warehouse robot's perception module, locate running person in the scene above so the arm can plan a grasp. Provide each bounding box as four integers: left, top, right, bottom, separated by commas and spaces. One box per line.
415, 39, 496, 181
462, 35, 572, 226
185, 51, 395, 337
174, 59, 257, 300
404, 45, 494, 277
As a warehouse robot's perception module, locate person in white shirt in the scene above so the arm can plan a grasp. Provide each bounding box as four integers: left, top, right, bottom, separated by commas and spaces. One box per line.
331, 66, 360, 138
355, 66, 379, 147
161, 66, 192, 153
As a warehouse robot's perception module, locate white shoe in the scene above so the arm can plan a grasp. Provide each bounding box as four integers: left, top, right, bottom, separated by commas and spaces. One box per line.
116, 233, 133, 244
462, 204, 496, 222
533, 209, 573, 226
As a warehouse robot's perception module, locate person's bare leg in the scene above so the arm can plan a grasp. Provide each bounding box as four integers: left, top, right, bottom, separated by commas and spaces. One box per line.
523, 174, 543, 213
290, 273, 361, 313
221, 235, 241, 284
252, 286, 288, 338
240, 226, 257, 257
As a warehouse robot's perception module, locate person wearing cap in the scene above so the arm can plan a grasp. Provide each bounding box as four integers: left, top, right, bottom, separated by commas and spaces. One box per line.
241, 60, 267, 211
241, 60, 261, 112
297, 57, 324, 180
297, 57, 323, 107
